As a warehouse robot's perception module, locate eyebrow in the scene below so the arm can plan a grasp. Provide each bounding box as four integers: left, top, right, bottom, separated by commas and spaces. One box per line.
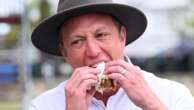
69, 35, 86, 41
95, 27, 108, 33
68, 26, 109, 39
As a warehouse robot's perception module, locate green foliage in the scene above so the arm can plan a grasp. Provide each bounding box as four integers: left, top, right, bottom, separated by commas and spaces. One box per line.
4, 24, 20, 49
40, 0, 51, 20
0, 102, 21, 110
185, 16, 194, 28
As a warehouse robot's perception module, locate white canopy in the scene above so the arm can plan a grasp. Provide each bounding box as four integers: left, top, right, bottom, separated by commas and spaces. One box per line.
124, 12, 181, 58
0, 0, 24, 17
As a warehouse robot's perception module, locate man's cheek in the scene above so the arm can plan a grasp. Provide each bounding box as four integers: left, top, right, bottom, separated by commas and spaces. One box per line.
110, 49, 123, 60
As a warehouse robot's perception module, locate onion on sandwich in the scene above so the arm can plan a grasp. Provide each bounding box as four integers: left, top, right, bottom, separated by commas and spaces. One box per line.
95, 62, 116, 94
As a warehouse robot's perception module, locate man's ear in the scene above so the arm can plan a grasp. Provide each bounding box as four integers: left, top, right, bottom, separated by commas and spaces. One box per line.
119, 26, 127, 47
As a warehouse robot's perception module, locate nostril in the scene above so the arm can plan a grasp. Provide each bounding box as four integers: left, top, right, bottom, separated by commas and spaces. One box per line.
86, 50, 101, 59
86, 40, 101, 58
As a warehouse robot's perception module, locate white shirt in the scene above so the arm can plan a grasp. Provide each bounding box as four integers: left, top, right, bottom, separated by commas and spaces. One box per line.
29, 71, 194, 110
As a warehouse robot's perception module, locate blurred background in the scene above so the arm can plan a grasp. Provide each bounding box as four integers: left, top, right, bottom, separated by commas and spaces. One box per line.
0, 0, 194, 110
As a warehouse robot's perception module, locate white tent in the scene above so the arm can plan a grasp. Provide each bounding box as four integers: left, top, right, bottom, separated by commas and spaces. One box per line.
123, 0, 191, 58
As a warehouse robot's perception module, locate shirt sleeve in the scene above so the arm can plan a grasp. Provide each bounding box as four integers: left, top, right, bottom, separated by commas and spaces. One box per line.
29, 103, 39, 110
171, 82, 194, 110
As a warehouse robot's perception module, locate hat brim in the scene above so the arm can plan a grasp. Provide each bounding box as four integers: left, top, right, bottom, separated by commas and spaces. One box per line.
31, 3, 147, 56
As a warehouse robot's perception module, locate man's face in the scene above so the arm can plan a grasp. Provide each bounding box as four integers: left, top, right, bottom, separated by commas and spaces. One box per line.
60, 13, 126, 69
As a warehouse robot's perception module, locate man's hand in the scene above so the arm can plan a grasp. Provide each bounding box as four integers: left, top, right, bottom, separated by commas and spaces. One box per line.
65, 67, 99, 110
106, 59, 167, 110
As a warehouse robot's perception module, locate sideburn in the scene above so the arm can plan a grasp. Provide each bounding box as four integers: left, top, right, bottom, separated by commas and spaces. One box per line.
59, 43, 68, 57
118, 26, 127, 47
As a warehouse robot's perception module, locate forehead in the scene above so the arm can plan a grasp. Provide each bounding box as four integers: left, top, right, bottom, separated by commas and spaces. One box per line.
60, 13, 116, 33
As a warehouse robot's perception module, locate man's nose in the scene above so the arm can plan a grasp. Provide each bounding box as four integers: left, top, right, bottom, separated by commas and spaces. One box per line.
86, 39, 101, 59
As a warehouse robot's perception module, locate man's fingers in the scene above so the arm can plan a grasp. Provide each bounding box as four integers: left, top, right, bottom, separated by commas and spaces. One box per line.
108, 72, 126, 86
106, 59, 131, 71
106, 59, 144, 91
68, 67, 99, 88
106, 65, 127, 75
79, 79, 98, 92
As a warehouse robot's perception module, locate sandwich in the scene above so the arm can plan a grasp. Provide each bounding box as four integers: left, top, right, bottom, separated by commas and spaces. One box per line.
95, 62, 116, 94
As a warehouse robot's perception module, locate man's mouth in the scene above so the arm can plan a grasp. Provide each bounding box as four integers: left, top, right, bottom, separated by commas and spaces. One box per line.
90, 63, 100, 68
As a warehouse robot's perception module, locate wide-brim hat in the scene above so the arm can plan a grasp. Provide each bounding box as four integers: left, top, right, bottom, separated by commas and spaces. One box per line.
31, 0, 147, 56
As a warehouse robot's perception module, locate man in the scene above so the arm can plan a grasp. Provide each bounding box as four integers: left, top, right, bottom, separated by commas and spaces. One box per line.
30, 0, 194, 110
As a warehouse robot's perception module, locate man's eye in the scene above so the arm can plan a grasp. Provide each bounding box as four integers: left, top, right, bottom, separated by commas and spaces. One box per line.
71, 39, 83, 45
96, 33, 108, 38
